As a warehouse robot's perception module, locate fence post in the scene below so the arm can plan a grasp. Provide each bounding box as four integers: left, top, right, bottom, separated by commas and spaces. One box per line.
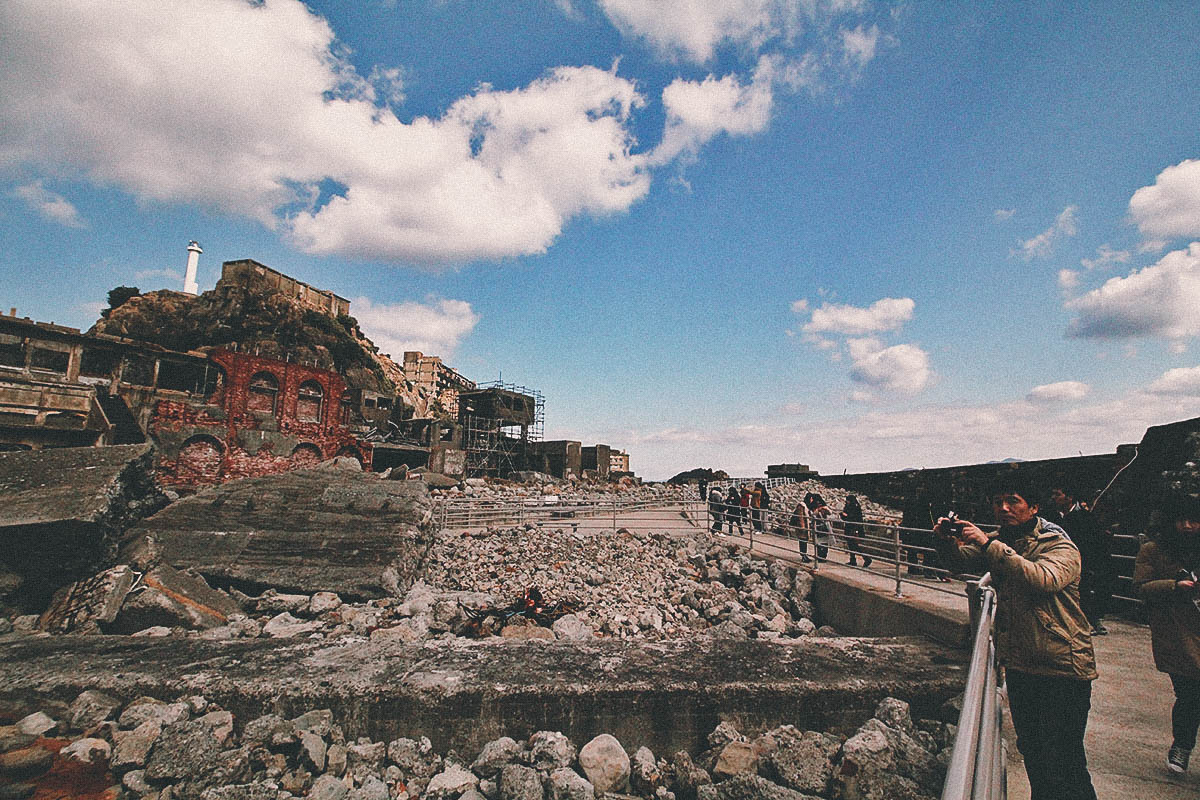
612, 497, 617, 531
893, 526, 903, 598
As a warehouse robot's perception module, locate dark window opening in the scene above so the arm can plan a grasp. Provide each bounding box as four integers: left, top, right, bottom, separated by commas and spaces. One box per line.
122, 356, 155, 387
297, 380, 324, 422
247, 372, 279, 414
29, 347, 70, 373
80, 347, 121, 378
377, 397, 392, 410
157, 360, 215, 394
0, 334, 25, 369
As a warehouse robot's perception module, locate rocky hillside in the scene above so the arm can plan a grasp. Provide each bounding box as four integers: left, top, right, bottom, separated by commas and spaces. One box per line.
90, 284, 437, 416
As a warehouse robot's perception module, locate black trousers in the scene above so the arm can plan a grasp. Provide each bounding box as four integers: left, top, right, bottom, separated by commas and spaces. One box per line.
1006, 670, 1098, 800
1170, 673, 1200, 751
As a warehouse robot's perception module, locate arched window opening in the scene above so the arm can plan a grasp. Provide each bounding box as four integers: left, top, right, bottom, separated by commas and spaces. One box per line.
297, 380, 324, 423
247, 372, 279, 414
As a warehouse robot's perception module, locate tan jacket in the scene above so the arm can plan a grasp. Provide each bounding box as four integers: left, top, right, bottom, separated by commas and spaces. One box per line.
938, 517, 1097, 680
1133, 541, 1200, 677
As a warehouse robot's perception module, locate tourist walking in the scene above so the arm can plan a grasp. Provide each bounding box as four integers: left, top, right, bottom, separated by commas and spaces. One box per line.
725, 487, 744, 536
751, 481, 768, 532
841, 494, 871, 567
934, 476, 1098, 800
807, 493, 834, 562
1133, 491, 1200, 775
789, 496, 812, 562
708, 486, 725, 534
1050, 484, 1115, 635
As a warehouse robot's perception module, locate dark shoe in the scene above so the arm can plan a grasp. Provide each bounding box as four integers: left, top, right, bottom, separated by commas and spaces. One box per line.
863, 558, 873, 567
1091, 625, 1109, 636
1168, 745, 1190, 774
848, 557, 858, 566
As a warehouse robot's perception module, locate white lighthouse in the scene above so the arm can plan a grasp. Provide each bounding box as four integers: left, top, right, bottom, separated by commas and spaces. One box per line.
183, 240, 202, 295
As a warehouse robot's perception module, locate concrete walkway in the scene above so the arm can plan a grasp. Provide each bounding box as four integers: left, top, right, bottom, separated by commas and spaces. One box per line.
719, 527, 1193, 800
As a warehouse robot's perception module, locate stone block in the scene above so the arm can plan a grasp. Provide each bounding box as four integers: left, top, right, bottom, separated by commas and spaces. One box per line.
109, 565, 241, 633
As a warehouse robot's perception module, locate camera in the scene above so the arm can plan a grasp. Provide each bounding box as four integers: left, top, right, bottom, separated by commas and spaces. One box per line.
943, 511, 966, 537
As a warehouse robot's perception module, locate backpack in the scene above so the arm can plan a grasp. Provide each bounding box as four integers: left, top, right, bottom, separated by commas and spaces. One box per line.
760, 487, 771, 508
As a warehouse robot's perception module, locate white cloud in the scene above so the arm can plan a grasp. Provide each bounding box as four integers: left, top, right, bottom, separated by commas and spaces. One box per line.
1027, 381, 1090, 403
994, 208, 1015, 221
1016, 205, 1077, 260
1057, 269, 1081, 293
1130, 158, 1200, 240
790, 298, 809, 313
596, 0, 803, 63
802, 296, 914, 335
580, 382, 1192, 480
11, 181, 86, 228
0, 0, 650, 264
352, 296, 479, 358
846, 337, 932, 395
1147, 365, 1200, 396
1066, 242, 1200, 342
840, 24, 879, 67
1080, 244, 1130, 271
651, 60, 775, 164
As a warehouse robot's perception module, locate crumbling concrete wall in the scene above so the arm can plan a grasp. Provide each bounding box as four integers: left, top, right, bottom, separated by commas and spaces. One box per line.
0, 635, 965, 757
0, 444, 167, 610
120, 460, 435, 600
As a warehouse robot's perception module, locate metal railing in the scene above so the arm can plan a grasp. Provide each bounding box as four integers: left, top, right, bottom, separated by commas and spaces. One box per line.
941, 573, 1005, 800
435, 496, 982, 599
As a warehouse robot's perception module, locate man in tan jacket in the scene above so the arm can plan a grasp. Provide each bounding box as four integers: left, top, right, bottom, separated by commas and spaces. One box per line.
935, 476, 1097, 800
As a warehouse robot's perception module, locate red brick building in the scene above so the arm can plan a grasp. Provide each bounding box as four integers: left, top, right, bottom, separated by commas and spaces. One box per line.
150, 349, 368, 489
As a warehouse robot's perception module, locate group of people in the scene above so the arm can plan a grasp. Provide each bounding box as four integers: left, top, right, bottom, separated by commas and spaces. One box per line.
706, 484, 874, 566
931, 477, 1200, 799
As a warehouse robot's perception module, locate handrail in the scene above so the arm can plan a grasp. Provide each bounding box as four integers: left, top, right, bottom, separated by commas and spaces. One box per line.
941, 573, 1005, 800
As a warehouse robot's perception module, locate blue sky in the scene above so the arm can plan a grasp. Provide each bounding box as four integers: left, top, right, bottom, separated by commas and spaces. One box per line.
2, 1, 1199, 479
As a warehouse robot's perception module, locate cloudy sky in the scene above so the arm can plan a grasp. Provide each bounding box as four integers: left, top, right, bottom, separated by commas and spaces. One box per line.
1, 1, 1198, 479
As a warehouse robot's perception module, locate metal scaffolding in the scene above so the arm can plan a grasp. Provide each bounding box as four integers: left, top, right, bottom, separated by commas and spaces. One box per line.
459, 381, 544, 478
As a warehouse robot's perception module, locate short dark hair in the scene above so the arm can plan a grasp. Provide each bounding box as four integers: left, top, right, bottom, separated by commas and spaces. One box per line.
1162, 491, 1200, 523
988, 474, 1040, 508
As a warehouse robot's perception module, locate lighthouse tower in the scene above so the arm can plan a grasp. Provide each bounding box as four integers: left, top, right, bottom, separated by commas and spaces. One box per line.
183, 240, 202, 295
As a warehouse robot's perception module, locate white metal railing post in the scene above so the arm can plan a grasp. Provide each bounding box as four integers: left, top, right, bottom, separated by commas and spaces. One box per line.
893, 525, 903, 598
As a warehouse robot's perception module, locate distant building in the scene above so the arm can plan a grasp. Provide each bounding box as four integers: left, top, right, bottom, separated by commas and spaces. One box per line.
766, 462, 818, 480
218, 259, 350, 318
610, 449, 629, 473
402, 351, 476, 416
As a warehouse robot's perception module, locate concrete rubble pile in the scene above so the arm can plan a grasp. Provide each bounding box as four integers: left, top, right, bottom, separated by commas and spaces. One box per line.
0, 693, 956, 800
0, 444, 169, 614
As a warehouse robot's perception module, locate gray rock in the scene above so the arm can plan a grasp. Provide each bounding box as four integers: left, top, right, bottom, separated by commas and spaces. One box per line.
578, 734, 629, 793
326, 743, 348, 777
256, 592, 311, 615
14, 712, 56, 737
472, 736, 521, 777
712, 742, 757, 779
550, 614, 594, 642
500, 763, 544, 800
708, 774, 816, 800
528, 731, 576, 771
669, 752, 711, 800
242, 714, 297, 748
346, 741, 387, 780
548, 768, 595, 800
144, 719, 224, 782
119, 698, 189, 730
424, 764, 480, 799
122, 769, 151, 794
309, 592, 343, 615
262, 612, 321, 638
293, 709, 334, 737
706, 722, 745, 750
763, 727, 839, 795
349, 775, 389, 800
60, 737, 111, 765
110, 719, 163, 772
706, 620, 749, 640
200, 783, 284, 800
309, 774, 349, 800
873, 697, 914, 733
0, 746, 53, 781
300, 731, 327, 771
199, 710, 235, 747
629, 747, 661, 795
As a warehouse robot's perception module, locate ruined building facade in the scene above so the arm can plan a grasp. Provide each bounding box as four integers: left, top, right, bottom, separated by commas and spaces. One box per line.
402, 351, 476, 417
218, 259, 350, 317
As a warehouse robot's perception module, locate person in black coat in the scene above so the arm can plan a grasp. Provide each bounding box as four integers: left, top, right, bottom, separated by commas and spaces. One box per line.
841, 494, 872, 567
1050, 485, 1115, 635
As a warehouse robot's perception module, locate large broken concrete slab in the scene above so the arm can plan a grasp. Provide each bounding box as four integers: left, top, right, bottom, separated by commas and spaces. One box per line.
0, 634, 965, 757
0, 444, 165, 609
121, 463, 436, 600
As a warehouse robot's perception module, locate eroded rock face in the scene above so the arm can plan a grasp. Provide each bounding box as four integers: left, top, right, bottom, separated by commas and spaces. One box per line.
120, 464, 436, 600
0, 444, 166, 610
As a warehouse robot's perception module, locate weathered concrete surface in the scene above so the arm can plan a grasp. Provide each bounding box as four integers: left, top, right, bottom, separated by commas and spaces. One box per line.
0, 444, 165, 609
0, 635, 965, 757
121, 463, 435, 600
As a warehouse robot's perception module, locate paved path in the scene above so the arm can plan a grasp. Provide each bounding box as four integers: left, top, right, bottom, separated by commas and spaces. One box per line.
724, 526, 1194, 800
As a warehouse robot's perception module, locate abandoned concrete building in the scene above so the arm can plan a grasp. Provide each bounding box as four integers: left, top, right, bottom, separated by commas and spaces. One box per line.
0, 255, 630, 486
